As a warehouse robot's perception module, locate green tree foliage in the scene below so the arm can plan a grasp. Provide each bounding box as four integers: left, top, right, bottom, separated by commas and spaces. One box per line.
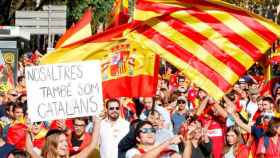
67, 0, 115, 33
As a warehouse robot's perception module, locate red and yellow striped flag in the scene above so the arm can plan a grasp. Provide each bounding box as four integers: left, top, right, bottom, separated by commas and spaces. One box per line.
127, 0, 280, 100
55, 9, 92, 48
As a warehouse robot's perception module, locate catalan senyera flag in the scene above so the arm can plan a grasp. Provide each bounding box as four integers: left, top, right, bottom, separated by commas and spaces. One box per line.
41, 23, 159, 98
55, 9, 92, 48
127, 0, 280, 100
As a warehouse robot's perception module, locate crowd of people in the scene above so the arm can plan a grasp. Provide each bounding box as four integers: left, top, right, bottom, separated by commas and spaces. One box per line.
0, 51, 279, 158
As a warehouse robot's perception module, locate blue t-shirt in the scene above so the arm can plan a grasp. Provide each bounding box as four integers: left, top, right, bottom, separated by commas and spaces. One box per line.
0, 143, 15, 158
171, 112, 186, 134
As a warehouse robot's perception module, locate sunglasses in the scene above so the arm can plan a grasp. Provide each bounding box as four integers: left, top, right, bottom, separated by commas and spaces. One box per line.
109, 107, 120, 111
140, 128, 156, 134
32, 122, 41, 126
177, 100, 186, 104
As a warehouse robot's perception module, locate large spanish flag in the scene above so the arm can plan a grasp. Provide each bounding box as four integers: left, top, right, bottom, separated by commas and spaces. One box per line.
55, 9, 92, 48
127, 0, 280, 100
41, 23, 159, 98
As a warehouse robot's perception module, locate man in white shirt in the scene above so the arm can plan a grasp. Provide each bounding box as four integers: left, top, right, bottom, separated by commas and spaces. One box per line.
99, 98, 129, 158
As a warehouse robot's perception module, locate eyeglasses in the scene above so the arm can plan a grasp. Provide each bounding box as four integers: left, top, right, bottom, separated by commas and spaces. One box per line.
177, 100, 186, 104
109, 107, 120, 111
74, 124, 86, 127
140, 128, 156, 134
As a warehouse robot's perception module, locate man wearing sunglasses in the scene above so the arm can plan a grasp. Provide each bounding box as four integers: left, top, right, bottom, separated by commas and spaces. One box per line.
99, 98, 129, 158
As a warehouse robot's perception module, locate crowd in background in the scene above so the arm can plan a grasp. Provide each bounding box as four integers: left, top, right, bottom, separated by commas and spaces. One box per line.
0, 52, 279, 158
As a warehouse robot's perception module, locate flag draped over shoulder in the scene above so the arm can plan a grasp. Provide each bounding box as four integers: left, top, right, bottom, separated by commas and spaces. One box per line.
41, 23, 159, 98
127, 0, 280, 100
55, 9, 92, 48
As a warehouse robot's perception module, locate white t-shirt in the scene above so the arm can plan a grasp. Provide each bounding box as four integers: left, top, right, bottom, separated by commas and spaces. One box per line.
239, 100, 258, 120
99, 118, 129, 158
126, 148, 141, 158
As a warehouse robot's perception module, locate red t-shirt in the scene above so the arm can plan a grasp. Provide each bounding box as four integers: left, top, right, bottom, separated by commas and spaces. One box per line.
200, 115, 225, 158
256, 136, 280, 158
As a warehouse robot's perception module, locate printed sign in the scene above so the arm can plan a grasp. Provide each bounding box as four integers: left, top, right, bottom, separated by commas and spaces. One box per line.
25, 61, 103, 122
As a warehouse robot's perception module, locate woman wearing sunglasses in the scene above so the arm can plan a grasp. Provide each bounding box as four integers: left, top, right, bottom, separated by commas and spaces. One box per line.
126, 121, 184, 158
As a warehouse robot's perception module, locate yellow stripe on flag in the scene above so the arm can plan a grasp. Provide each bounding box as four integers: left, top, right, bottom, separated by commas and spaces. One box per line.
147, 18, 239, 84
40, 42, 115, 64
171, 11, 254, 69
254, 18, 280, 37
134, 9, 161, 21
198, 7, 271, 53
59, 23, 92, 48
127, 31, 225, 100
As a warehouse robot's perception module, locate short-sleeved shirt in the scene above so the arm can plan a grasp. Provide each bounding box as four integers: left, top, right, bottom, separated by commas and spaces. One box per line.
256, 136, 280, 158
171, 112, 186, 134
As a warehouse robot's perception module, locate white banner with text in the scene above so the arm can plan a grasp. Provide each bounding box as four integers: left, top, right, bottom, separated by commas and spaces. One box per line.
25, 61, 103, 122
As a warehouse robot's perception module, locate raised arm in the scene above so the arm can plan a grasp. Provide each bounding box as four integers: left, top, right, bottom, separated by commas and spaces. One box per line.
132, 135, 182, 158
196, 96, 210, 116
223, 96, 251, 133
71, 116, 101, 158
25, 132, 41, 158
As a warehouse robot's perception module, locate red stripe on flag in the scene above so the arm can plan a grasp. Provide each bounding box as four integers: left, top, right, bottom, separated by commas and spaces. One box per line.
136, 24, 231, 92
56, 9, 92, 48
136, 0, 182, 14
64, 23, 136, 48
137, 0, 277, 47
191, 0, 278, 44
159, 15, 246, 76
187, 7, 263, 60
103, 75, 157, 98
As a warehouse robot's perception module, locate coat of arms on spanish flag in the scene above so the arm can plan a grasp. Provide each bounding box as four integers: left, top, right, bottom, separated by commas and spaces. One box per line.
97, 39, 159, 98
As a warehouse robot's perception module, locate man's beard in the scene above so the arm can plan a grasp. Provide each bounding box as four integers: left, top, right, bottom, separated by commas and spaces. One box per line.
109, 112, 119, 121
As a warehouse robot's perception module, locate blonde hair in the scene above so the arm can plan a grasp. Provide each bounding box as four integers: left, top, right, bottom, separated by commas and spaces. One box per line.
41, 130, 67, 158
